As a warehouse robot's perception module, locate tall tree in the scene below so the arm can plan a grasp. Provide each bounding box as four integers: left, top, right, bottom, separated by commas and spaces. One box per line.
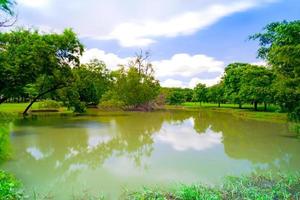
193, 83, 207, 105
22, 29, 83, 115
250, 20, 300, 115
239, 65, 274, 111
207, 82, 225, 107
223, 63, 248, 108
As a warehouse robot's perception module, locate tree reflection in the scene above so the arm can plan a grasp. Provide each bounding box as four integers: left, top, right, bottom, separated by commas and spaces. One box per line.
192, 110, 300, 171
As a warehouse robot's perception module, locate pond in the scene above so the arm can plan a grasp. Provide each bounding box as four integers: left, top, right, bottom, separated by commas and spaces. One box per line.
1, 110, 300, 199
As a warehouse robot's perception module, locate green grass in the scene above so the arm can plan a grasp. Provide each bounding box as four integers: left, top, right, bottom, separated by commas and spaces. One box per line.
0, 103, 70, 114
0, 103, 40, 113
1, 172, 299, 200
125, 173, 300, 200
166, 102, 288, 123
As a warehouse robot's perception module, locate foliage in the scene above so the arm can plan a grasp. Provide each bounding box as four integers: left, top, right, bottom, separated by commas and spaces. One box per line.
207, 83, 225, 107
193, 83, 207, 104
250, 20, 300, 116
239, 65, 275, 110
125, 173, 300, 200
102, 53, 160, 110
0, 28, 84, 115
0, 170, 23, 200
73, 59, 111, 105
166, 90, 186, 105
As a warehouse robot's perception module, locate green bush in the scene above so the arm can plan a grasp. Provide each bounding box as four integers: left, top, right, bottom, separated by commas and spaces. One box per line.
0, 171, 23, 200
38, 100, 61, 109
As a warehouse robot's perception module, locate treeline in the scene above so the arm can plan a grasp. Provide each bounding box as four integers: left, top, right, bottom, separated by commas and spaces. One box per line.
0, 28, 160, 114
164, 20, 300, 121
0, 20, 299, 120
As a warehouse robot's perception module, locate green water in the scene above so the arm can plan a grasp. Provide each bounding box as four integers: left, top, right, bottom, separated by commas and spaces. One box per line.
1, 110, 299, 199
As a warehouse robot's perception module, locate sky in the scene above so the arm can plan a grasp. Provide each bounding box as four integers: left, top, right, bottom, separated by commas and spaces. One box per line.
11, 0, 300, 88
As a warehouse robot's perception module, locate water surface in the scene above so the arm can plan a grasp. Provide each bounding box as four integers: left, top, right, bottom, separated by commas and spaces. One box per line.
1, 110, 299, 199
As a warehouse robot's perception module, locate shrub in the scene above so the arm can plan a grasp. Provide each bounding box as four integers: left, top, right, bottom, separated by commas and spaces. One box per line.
0, 170, 23, 200
38, 100, 61, 109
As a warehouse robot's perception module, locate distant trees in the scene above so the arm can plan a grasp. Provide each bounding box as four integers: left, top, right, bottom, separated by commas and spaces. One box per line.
207, 83, 224, 108
193, 83, 207, 105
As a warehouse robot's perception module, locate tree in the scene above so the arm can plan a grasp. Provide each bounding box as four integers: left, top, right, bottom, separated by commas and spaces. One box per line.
193, 83, 207, 105
20, 29, 83, 115
207, 82, 225, 107
250, 20, 300, 115
167, 90, 185, 105
223, 63, 248, 108
102, 52, 160, 110
73, 59, 111, 105
239, 65, 275, 111
0, 29, 45, 104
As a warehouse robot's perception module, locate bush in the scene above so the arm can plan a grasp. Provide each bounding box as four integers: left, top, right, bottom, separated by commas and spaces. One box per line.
38, 100, 61, 109
0, 170, 23, 200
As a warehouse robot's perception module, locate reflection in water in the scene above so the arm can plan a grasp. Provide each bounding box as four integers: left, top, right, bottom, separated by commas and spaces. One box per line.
155, 118, 222, 151
0, 110, 299, 198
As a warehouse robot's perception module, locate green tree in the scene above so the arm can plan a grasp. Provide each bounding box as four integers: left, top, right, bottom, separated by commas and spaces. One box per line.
167, 90, 185, 105
193, 83, 207, 105
73, 59, 111, 105
207, 82, 225, 107
223, 63, 248, 108
250, 20, 300, 116
21, 29, 83, 115
239, 65, 275, 111
0, 29, 46, 104
102, 53, 160, 110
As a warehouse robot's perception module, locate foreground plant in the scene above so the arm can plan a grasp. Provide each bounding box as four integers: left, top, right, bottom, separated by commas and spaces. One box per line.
125, 173, 300, 200
0, 170, 23, 200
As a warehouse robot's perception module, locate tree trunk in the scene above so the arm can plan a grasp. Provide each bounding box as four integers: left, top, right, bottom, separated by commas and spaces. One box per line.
254, 101, 258, 111
264, 102, 267, 111
23, 85, 63, 116
0, 97, 8, 104
218, 102, 220, 108
239, 103, 242, 109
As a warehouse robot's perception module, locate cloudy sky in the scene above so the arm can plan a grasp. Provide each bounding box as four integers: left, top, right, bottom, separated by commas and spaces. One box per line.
12, 0, 300, 88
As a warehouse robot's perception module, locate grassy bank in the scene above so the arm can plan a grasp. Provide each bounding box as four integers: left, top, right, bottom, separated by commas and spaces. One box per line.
126, 173, 300, 200
2, 171, 299, 200
165, 102, 288, 123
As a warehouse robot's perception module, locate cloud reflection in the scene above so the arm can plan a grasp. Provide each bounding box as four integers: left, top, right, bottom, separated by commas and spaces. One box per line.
155, 119, 222, 151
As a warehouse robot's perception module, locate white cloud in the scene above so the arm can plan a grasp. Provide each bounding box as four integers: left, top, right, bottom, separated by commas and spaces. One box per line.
97, 0, 274, 47
15, 0, 277, 47
18, 0, 50, 8
161, 79, 185, 88
250, 61, 268, 66
155, 119, 222, 151
153, 53, 224, 78
81, 49, 225, 88
81, 48, 132, 70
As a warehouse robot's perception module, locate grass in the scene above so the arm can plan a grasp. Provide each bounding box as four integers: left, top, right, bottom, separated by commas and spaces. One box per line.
125, 173, 300, 200
1, 172, 299, 200
166, 102, 288, 123
0, 102, 70, 114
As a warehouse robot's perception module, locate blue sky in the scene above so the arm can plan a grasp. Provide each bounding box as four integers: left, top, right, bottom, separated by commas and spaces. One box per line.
13, 0, 300, 88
